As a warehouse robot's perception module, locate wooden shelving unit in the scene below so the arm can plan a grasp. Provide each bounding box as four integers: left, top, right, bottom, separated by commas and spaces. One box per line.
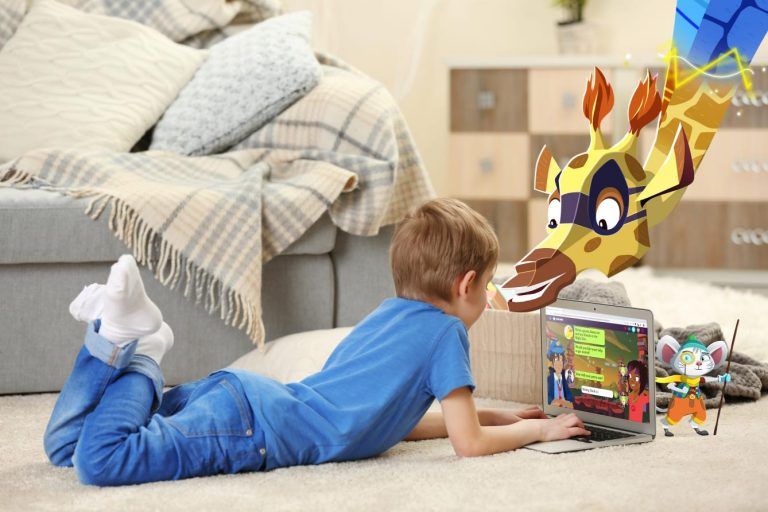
448, 57, 768, 270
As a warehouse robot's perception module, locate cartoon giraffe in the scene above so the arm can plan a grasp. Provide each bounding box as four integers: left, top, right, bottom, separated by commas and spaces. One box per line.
502, 0, 768, 312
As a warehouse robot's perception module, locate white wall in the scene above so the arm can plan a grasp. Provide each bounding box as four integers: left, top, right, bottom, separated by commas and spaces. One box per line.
282, 0, 766, 195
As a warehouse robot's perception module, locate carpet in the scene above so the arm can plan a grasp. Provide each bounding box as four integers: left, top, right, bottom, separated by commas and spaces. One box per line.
2, 393, 767, 511
2, 267, 768, 511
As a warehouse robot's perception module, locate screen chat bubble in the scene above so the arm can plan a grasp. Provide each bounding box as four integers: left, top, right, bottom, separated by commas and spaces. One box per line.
581, 386, 613, 398
575, 370, 604, 382
574, 326, 605, 345
574, 343, 605, 359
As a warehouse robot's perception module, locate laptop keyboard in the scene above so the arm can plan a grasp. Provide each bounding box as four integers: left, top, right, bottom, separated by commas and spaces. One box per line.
574, 425, 633, 443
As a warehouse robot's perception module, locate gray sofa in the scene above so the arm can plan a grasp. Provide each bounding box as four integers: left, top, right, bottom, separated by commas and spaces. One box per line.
0, 187, 395, 394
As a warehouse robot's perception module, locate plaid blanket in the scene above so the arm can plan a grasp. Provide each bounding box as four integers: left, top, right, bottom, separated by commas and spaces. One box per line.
0, 60, 434, 347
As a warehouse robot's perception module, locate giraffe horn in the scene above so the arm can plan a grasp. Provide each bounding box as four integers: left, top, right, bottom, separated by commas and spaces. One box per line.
583, 67, 614, 150
628, 70, 662, 135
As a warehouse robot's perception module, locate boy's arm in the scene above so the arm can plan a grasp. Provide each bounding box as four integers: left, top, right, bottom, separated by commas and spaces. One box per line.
404, 404, 547, 441
403, 411, 448, 441
439, 387, 590, 456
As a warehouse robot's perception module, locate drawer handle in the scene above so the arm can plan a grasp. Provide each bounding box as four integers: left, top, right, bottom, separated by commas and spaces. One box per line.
731, 228, 768, 245
479, 158, 494, 174
562, 92, 577, 110
476, 90, 496, 111
731, 161, 768, 173
730, 91, 768, 107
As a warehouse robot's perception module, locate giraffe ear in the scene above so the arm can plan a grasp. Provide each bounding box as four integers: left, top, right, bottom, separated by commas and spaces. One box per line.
534, 145, 561, 194
638, 125, 694, 206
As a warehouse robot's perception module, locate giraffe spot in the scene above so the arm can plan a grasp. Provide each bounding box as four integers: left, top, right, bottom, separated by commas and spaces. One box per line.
678, 120, 692, 139
692, 155, 704, 168
634, 220, 650, 246
568, 153, 589, 169
624, 155, 646, 181
608, 255, 640, 276
670, 80, 700, 105
584, 237, 601, 252
694, 131, 714, 150
684, 93, 730, 129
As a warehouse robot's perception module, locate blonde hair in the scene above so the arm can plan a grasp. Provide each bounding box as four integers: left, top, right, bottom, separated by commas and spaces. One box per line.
389, 198, 499, 302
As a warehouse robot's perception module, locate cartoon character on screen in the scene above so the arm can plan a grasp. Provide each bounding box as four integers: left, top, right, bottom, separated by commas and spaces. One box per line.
655, 335, 731, 437
501, 0, 768, 312
546, 339, 573, 408
625, 360, 649, 423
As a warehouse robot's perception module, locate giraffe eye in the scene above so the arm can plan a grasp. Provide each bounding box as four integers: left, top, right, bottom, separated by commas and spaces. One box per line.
595, 197, 621, 231
547, 198, 561, 230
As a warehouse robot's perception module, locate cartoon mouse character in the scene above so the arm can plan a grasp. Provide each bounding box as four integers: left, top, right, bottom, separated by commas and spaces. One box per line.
655, 335, 731, 437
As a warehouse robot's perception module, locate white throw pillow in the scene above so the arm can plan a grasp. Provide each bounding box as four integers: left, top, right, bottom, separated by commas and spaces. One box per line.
228, 327, 353, 383
150, 11, 320, 156
0, 0, 207, 163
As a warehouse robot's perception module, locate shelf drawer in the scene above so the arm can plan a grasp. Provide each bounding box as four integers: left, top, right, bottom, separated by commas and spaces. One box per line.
450, 69, 528, 132
683, 130, 768, 201
527, 198, 548, 250
458, 198, 528, 263
449, 133, 530, 199
529, 134, 591, 169
645, 202, 768, 269
720, 66, 768, 128
529, 68, 613, 135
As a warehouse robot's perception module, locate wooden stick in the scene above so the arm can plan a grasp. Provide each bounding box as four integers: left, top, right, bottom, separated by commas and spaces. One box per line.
713, 319, 739, 436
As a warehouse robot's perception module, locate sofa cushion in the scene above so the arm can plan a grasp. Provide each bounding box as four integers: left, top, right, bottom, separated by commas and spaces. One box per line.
0, 0, 207, 163
150, 11, 320, 156
0, 188, 337, 264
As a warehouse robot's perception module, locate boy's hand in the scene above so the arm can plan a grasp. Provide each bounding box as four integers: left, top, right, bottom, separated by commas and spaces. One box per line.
537, 413, 590, 442
513, 406, 548, 420
499, 406, 548, 424
479, 406, 547, 426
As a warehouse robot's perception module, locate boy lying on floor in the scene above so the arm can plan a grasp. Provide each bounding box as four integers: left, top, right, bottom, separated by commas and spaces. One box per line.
44, 198, 589, 486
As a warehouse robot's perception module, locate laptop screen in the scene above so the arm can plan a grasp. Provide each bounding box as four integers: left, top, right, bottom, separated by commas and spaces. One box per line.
542, 305, 651, 424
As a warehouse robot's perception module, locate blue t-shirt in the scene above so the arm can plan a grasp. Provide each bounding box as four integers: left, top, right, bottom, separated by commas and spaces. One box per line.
223, 297, 475, 470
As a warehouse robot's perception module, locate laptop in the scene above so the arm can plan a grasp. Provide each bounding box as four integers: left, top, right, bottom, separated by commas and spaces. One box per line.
524, 298, 656, 453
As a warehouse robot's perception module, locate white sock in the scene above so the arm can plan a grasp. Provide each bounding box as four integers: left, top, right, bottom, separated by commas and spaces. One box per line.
69, 283, 105, 324
135, 322, 174, 366
99, 255, 163, 346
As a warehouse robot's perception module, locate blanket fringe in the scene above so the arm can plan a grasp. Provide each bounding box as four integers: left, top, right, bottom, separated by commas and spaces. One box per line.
0, 167, 266, 349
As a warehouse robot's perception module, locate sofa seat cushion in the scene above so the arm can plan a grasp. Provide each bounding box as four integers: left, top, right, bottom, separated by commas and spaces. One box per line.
0, 188, 337, 264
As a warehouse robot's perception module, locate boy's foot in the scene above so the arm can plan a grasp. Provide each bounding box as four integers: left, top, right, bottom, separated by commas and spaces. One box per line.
99, 255, 163, 346
69, 283, 105, 323
136, 322, 174, 366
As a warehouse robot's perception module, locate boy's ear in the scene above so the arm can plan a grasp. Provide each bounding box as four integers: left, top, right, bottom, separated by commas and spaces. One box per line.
457, 270, 477, 297
656, 335, 680, 365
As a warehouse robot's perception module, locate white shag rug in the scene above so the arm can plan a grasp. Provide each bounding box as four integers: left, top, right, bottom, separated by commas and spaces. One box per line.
2, 268, 767, 511
2, 394, 767, 511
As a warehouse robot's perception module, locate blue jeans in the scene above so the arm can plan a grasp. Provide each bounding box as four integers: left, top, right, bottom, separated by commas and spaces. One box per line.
44, 321, 267, 486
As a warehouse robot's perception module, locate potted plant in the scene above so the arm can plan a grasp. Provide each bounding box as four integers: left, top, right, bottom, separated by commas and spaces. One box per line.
553, 0, 596, 54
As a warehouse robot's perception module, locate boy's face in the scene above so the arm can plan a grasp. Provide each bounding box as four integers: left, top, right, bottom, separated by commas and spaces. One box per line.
453, 266, 495, 329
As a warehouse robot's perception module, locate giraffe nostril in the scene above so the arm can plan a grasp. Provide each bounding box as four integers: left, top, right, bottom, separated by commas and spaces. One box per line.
515, 260, 536, 273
